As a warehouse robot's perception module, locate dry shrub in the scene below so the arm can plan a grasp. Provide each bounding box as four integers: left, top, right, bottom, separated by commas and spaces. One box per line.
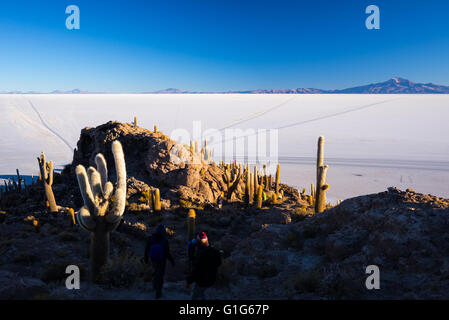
98, 250, 151, 288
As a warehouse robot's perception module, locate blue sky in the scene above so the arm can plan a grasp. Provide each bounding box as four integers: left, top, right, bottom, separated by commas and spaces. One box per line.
0, 0, 448, 92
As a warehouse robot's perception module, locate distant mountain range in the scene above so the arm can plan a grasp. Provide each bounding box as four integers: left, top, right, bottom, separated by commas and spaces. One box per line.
3, 78, 449, 94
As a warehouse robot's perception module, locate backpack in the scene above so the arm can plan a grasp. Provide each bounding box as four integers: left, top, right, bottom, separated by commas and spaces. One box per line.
194, 246, 222, 287
149, 236, 165, 263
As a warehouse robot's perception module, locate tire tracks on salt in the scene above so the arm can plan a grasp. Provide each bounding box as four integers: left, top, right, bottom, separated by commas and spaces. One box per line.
27, 99, 74, 152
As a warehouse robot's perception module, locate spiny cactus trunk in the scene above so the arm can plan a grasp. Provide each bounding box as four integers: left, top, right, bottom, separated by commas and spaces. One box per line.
275, 163, 280, 196
316, 136, 324, 189
315, 165, 329, 213
37, 153, 58, 213
187, 209, 196, 241
315, 136, 328, 213
254, 166, 259, 200
154, 189, 161, 212
90, 220, 110, 282
245, 168, 251, 206
249, 172, 254, 205
44, 183, 57, 212
256, 185, 263, 209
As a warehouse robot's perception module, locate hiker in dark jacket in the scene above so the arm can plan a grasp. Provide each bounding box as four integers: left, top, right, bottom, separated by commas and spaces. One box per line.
185, 232, 222, 300
144, 224, 175, 299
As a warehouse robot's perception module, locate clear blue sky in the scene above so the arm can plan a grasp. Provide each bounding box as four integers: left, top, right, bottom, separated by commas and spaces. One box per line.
0, 0, 448, 92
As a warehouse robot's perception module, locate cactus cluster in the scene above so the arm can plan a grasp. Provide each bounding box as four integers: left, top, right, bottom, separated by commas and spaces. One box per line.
75, 140, 127, 282
141, 188, 162, 212
37, 152, 58, 212
1, 169, 26, 195
187, 139, 213, 165
219, 160, 283, 208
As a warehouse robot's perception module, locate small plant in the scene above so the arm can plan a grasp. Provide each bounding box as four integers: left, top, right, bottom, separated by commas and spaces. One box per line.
291, 206, 310, 222
127, 202, 140, 211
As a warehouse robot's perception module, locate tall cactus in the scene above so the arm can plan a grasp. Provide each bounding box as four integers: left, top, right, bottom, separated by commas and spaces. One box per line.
315, 136, 327, 213
316, 136, 324, 185
256, 185, 263, 209
37, 152, 58, 212
249, 172, 254, 205
153, 188, 161, 212
275, 163, 280, 196
315, 165, 329, 213
187, 209, 196, 241
75, 140, 127, 282
263, 164, 267, 188
254, 165, 259, 199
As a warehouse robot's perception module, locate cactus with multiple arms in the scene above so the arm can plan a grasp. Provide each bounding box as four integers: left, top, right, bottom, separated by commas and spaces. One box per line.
223, 165, 242, 201
75, 140, 127, 282
37, 152, 58, 212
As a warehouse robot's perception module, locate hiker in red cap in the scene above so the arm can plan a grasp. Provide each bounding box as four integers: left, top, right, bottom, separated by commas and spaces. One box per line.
185, 231, 222, 300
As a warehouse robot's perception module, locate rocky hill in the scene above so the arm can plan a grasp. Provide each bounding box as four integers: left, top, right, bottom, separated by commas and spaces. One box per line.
0, 121, 448, 300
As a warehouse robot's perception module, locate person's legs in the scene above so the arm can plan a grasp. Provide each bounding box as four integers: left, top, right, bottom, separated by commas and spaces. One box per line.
152, 261, 166, 299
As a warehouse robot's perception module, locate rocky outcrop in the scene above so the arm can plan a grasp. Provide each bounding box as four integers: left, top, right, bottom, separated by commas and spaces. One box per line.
222, 188, 449, 299
70, 121, 232, 205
